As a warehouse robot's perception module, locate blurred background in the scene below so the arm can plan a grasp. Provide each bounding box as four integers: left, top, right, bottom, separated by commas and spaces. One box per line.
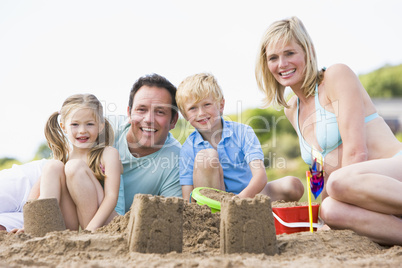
1, 1, 401, 203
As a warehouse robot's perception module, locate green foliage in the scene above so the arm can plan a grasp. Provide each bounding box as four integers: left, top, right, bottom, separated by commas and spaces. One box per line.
396, 132, 402, 142
33, 142, 52, 160
235, 108, 296, 145
0, 143, 50, 171
262, 133, 301, 168
0, 158, 22, 170
359, 64, 402, 97
170, 118, 195, 145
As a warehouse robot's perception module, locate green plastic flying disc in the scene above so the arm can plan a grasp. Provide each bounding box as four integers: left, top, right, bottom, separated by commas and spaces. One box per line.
191, 187, 223, 213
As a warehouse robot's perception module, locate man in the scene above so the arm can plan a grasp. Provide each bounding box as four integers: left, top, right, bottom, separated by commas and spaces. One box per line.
1, 73, 182, 232
112, 73, 182, 213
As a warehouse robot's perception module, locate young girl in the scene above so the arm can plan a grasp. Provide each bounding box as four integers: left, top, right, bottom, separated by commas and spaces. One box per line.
255, 16, 402, 245
31, 94, 122, 232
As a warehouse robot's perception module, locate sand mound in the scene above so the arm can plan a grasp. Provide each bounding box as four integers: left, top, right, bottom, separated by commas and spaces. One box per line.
1, 201, 401, 267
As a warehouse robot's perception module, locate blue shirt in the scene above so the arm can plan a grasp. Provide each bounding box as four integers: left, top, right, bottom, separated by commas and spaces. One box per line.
179, 119, 264, 194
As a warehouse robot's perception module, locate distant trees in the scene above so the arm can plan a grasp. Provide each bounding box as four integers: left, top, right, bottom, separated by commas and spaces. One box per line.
0, 143, 50, 171
33, 143, 52, 160
0, 157, 22, 170
359, 64, 402, 97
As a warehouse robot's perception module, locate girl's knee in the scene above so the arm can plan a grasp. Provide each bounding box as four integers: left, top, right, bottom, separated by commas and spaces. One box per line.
64, 159, 88, 179
43, 159, 64, 173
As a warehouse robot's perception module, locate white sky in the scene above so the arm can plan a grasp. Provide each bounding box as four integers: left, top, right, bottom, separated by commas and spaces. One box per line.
1, 0, 402, 162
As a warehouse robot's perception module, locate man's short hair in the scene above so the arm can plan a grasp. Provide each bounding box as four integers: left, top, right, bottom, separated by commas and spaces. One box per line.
128, 73, 178, 121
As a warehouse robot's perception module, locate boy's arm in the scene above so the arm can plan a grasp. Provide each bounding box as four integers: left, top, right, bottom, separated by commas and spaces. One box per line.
181, 185, 194, 202
238, 159, 267, 198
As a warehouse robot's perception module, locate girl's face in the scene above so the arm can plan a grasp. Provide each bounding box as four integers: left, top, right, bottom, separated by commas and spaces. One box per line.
61, 108, 103, 150
265, 39, 306, 90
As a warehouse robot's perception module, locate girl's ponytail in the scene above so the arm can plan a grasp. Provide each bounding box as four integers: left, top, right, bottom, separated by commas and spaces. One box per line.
44, 111, 69, 163
87, 116, 115, 181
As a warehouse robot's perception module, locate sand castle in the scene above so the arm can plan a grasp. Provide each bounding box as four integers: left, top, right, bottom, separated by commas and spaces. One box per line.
127, 194, 184, 254
22, 194, 278, 255
23, 198, 66, 237
126, 194, 277, 255
220, 194, 277, 255
9, 195, 401, 267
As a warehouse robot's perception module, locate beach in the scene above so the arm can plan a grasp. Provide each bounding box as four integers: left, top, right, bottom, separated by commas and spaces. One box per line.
1, 202, 401, 267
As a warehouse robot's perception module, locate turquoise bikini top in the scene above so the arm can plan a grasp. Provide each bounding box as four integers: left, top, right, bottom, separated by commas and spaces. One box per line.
295, 84, 379, 166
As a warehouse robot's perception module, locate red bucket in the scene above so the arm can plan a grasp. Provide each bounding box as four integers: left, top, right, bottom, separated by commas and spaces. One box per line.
272, 205, 320, 235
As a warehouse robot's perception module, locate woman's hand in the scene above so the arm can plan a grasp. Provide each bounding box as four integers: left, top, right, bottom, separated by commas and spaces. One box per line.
10, 227, 25, 234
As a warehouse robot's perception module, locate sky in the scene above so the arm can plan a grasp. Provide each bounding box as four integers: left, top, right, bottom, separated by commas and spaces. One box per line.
1, 0, 402, 162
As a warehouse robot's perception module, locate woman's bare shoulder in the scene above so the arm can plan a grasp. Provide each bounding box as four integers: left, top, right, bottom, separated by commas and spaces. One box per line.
324, 63, 357, 82
323, 64, 362, 98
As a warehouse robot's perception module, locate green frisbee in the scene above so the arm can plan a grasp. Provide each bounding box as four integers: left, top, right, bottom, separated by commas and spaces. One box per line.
191, 187, 223, 213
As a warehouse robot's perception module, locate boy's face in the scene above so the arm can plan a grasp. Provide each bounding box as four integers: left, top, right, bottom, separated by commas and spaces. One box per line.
183, 96, 224, 134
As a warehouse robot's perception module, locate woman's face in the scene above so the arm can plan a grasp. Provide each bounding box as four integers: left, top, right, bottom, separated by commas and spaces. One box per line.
265, 39, 306, 90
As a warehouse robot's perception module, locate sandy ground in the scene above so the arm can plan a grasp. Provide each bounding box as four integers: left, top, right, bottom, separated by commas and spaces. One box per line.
1, 202, 401, 267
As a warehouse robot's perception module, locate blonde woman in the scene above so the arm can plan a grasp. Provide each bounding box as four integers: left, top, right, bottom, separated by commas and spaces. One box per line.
256, 16, 402, 245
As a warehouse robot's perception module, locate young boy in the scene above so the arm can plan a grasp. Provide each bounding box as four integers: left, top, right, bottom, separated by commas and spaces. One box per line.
176, 73, 304, 202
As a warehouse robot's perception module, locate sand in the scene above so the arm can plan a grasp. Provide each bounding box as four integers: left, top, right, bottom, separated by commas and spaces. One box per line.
1, 201, 402, 267
23, 198, 66, 237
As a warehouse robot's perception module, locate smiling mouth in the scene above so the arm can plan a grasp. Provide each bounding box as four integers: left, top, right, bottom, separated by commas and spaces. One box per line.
141, 127, 156, 133
77, 137, 89, 142
280, 69, 296, 76
197, 118, 209, 123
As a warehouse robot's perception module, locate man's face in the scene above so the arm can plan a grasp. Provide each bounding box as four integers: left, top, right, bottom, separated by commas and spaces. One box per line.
126, 85, 177, 157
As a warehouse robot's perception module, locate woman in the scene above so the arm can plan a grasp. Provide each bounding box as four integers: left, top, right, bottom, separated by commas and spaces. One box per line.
255, 16, 402, 245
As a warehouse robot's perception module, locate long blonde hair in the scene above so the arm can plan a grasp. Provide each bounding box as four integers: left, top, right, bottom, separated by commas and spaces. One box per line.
44, 94, 114, 180
255, 16, 324, 108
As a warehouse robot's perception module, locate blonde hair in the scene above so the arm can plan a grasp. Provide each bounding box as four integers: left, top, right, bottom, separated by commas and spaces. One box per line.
176, 73, 224, 116
44, 94, 114, 181
255, 16, 324, 108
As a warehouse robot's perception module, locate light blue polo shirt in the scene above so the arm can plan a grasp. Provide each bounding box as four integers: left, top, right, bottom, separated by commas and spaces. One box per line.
179, 119, 264, 194
109, 116, 182, 214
